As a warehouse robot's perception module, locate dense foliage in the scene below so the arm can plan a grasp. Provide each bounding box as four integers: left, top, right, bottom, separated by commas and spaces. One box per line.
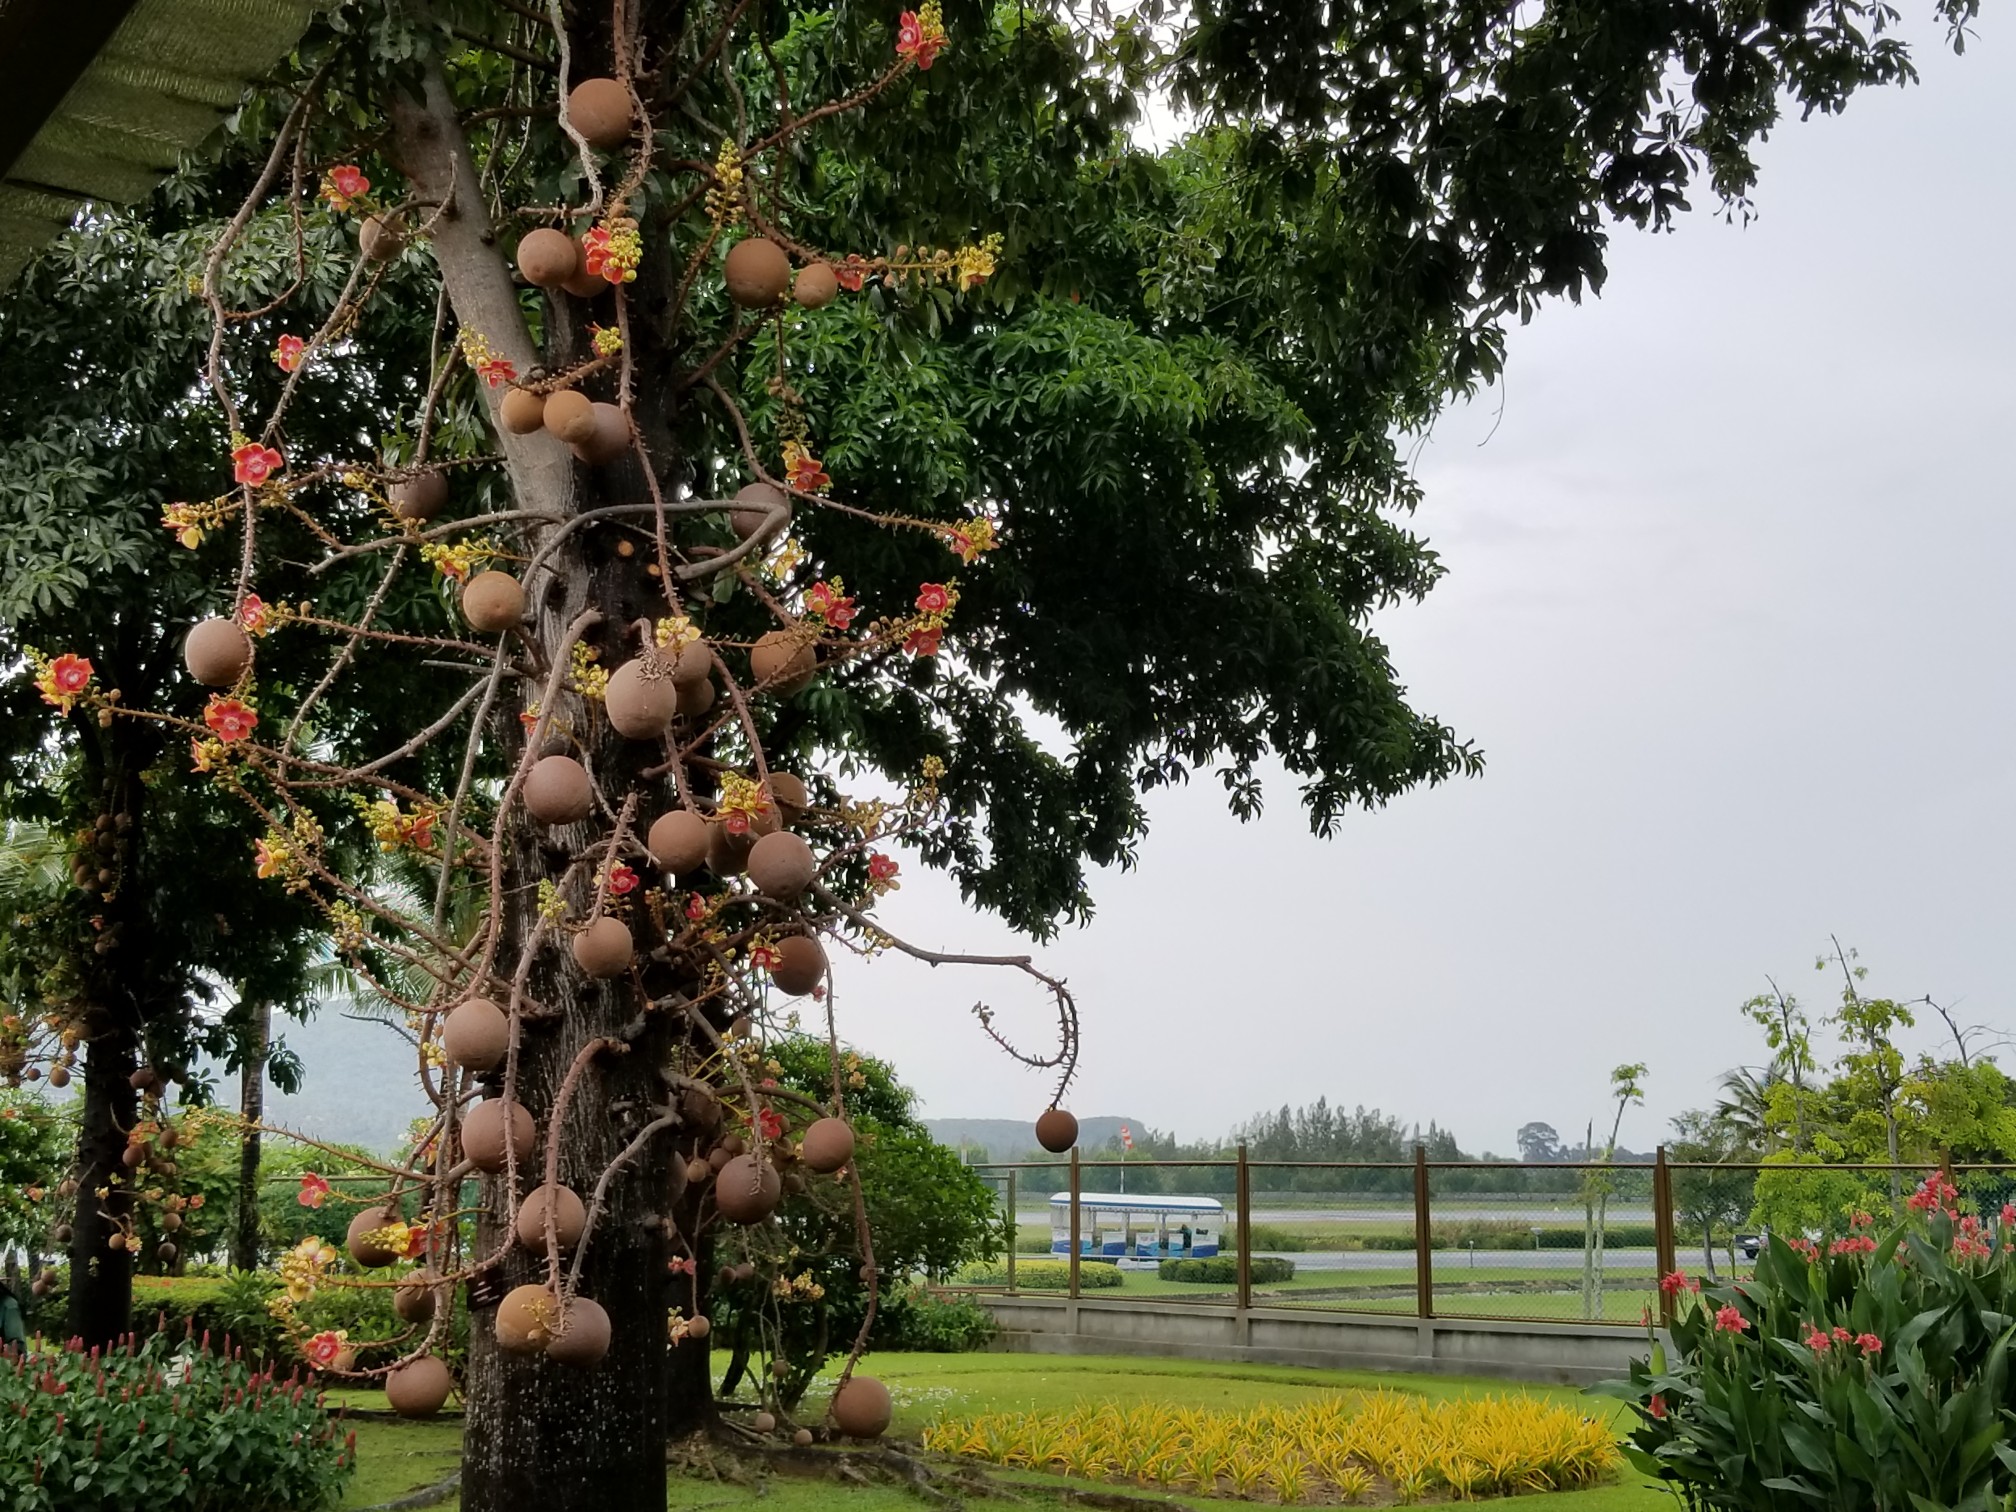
0, 1330, 353, 1512
1607, 1175, 2016, 1510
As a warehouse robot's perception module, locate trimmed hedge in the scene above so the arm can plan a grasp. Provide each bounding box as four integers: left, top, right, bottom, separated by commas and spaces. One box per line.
1361, 1224, 1659, 1252
1158, 1256, 1295, 1284
958, 1259, 1122, 1290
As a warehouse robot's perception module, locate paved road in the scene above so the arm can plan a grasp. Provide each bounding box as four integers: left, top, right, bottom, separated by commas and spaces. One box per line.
1261, 1246, 1661, 1273
1014, 1205, 1656, 1227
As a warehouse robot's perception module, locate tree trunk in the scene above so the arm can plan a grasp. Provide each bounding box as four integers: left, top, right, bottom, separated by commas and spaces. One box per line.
1701, 1219, 1717, 1278
232, 999, 268, 1272
67, 1027, 137, 1347
390, 49, 719, 1512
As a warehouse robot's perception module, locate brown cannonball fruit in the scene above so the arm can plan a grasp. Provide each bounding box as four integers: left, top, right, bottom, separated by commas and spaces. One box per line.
394, 1273, 438, 1325
752, 1411, 778, 1434
750, 631, 816, 696
130, 1066, 161, 1091
524, 754, 593, 825
161, 1212, 182, 1232
794, 1428, 814, 1447
793, 263, 839, 309
517, 227, 580, 288
53, 1223, 73, 1244
769, 934, 827, 996
682, 1086, 723, 1132
720, 1133, 746, 1157
678, 677, 717, 718
831, 1375, 892, 1438
107, 1232, 127, 1252
360, 215, 406, 261
707, 1145, 733, 1174
671, 640, 714, 687
572, 915, 633, 979
648, 809, 710, 874
29, 1276, 49, 1298
541, 388, 598, 445
570, 401, 632, 466
390, 472, 449, 521
730, 482, 790, 542
605, 658, 678, 739
441, 996, 510, 1072
667, 1151, 688, 1200
184, 618, 252, 687
514, 1183, 588, 1251
545, 1295, 612, 1367
562, 243, 609, 299
461, 570, 525, 634
47, 1065, 69, 1088
499, 386, 548, 435
1035, 1107, 1079, 1154
800, 1118, 855, 1175
724, 237, 792, 308
685, 1313, 711, 1340
747, 831, 817, 900
567, 77, 634, 149
461, 1097, 536, 1173
495, 1285, 558, 1354
709, 820, 756, 877
386, 1355, 453, 1417
714, 1154, 782, 1224
121, 1145, 145, 1168
346, 1205, 403, 1268
685, 1157, 712, 1187
768, 772, 809, 820
156, 1241, 177, 1264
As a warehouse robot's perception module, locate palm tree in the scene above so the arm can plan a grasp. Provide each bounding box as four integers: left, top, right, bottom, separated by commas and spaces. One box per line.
1714, 1056, 1790, 1157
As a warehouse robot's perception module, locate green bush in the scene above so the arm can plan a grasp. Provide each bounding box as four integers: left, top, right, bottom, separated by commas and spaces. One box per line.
1157, 1256, 1295, 1284
1245, 1224, 1310, 1252
132, 1269, 463, 1373
1538, 1223, 1656, 1250
957, 1259, 1122, 1290
873, 1285, 997, 1351
0, 1329, 353, 1512
1359, 1223, 1658, 1252
1601, 1177, 2016, 1509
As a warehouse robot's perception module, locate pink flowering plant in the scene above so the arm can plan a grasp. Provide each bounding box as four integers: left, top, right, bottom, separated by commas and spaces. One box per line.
1603, 1173, 2016, 1509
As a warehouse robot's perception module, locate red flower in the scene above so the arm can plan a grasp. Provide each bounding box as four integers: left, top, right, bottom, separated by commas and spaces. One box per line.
477, 357, 517, 388
204, 697, 259, 743
232, 443, 284, 486
758, 1108, 785, 1140
1647, 1394, 1667, 1420
787, 452, 832, 494
1831, 1326, 1851, 1343
748, 941, 783, 972
50, 655, 93, 695
805, 580, 856, 629
238, 595, 269, 635
1804, 1326, 1832, 1354
2003, 1203, 2016, 1228
835, 255, 869, 293
273, 335, 306, 373
323, 165, 369, 211
1713, 1304, 1747, 1334
1856, 1332, 1883, 1356
297, 1173, 331, 1209
903, 625, 942, 658
685, 892, 708, 920
1851, 1210, 1875, 1230
1828, 1234, 1876, 1256
895, 8, 946, 69
607, 863, 639, 896
304, 1330, 346, 1368
669, 1256, 696, 1275
1657, 1269, 1698, 1298
867, 853, 899, 883
915, 583, 950, 614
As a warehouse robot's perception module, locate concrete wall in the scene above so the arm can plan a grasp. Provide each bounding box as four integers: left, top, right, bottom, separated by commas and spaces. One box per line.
974, 1294, 1652, 1386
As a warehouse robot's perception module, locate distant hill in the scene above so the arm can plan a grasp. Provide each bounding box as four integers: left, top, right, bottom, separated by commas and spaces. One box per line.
194, 1005, 428, 1156
926, 1116, 1145, 1163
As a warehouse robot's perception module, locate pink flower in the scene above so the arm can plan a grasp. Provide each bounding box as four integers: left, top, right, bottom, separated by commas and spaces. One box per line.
204, 696, 258, 743
49, 654, 92, 695
757, 1108, 784, 1140
1713, 1305, 1748, 1334
915, 583, 950, 614
669, 1256, 696, 1275
232, 443, 283, 486
1805, 1326, 1832, 1354
2002, 1203, 2016, 1228
895, 8, 946, 68
606, 863, 639, 896
238, 594, 269, 635
1648, 1393, 1667, 1420
1658, 1269, 1699, 1298
323, 165, 369, 211
868, 853, 899, 883
1851, 1210, 1875, 1231
1829, 1235, 1876, 1256
1856, 1333, 1883, 1356
748, 942, 783, 973
273, 335, 306, 372
903, 625, 942, 658
297, 1173, 331, 1209
1831, 1326, 1851, 1343
476, 356, 517, 388
685, 892, 708, 921
304, 1331, 345, 1369
805, 580, 857, 629
835, 255, 869, 293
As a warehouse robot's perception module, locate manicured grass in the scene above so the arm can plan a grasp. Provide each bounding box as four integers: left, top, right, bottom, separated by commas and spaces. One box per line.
339, 1351, 1662, 1509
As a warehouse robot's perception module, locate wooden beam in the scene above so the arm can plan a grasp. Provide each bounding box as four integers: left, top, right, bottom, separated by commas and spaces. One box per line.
0, 0, 142, 181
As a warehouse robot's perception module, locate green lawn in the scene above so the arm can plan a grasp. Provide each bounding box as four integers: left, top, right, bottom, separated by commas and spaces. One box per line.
339, 1351, 1661, 1511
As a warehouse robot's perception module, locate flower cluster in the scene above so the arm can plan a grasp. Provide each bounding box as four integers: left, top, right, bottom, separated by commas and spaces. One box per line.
163, 501, 207, 549
717, 771, 772, 835
1803, 1323, 1882, 1358
420, 537, 495, 580
589, 323, 623, 358
705, 141, 745, 224
321, 164, 369, 212
569, 641, 609, 699
896, 2, 947, 69
866, 852, 901, 895
773, 1270, 827, 1302
782, 439, 831, 494
1952, 1211, 1993, 1262
278, 1234, 338, 1303
1908, 1173, 1960, 1217
1658, 1269, 1700, 1299
803, 578, 857, 629
945, 514, 997, 563
362, 798, 439, 853
1712, 1304, 1748, 1334
1828, 1233, 1877, 1256
583, 218, 642, 283
654, 615, 702, 650
904, 579, 959, 656
457, 328, 517, 387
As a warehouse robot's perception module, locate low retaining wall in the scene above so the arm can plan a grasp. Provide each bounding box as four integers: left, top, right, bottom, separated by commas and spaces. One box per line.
973, 1294, 1651, 1386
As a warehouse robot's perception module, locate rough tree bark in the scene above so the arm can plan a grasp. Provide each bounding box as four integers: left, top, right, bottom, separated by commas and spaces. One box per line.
232, 998, 268, 1272
391, 49, 715, 1512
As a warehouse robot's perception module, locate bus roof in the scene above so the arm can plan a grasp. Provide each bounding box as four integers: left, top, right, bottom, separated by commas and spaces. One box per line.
1047, 1193, 1223, 1213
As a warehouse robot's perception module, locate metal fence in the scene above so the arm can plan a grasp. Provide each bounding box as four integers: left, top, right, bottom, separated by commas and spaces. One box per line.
952, 1149, 1996, 1328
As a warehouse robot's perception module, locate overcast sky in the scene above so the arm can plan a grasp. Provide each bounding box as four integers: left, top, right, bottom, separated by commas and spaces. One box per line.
842, 20, 2016, 1154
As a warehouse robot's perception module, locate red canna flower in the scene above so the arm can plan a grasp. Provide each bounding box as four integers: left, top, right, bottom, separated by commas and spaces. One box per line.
1804, 1326, 1832, 1354
1657, 1269, 1698, 1298
232, 444, 284, 486
204, 697, 258, 743
1856, 1332, 1883, 1356
1648, 1394, 1667, 1420
1713, 1304, 1747, 1334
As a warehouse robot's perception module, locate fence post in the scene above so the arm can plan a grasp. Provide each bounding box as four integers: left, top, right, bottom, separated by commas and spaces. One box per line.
1006, 1168, 1018, 1293
1068, 1148, 1081, 1301
1414, 1142, 1433, 1320
1236, 1141, 1252, 1312
1653, 1145, 1677, 1326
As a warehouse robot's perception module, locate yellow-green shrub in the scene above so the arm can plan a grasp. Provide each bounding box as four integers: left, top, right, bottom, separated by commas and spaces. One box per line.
923, 1392, 1618, 1503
